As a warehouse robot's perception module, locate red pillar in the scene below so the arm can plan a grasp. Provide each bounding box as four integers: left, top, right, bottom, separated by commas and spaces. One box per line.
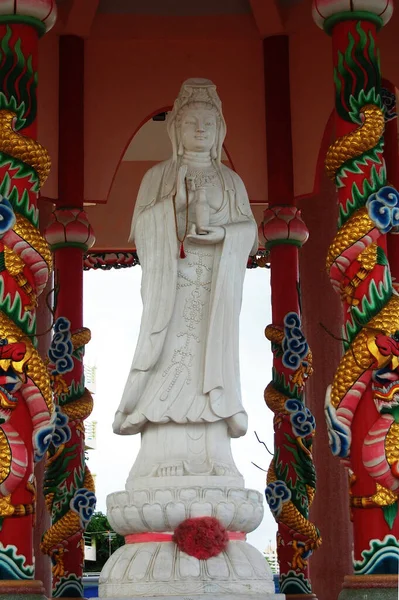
42, 36, 96, 599
382, 81, 399, 282
33, 198, 55, 597
0, 4, 56, 596
261, 35, 321, 598
313, 2, 399, 597
299, 176, 353, 600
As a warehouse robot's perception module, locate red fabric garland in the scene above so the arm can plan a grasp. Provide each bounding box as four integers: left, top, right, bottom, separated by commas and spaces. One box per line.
172, 516, 229, 560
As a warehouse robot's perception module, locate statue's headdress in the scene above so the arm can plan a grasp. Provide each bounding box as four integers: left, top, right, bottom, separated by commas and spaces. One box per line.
167, 78, 227, 163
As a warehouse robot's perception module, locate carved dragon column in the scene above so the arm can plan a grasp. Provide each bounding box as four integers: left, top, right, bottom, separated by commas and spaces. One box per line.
260, 35, 321, 599
42, 35, 96, 599
381, 82, 399, 284
0, 3, 56, 599
312, 2, 399, 598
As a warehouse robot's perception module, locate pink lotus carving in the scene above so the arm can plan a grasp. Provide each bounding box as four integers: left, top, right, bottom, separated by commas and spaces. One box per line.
312, 0, 393, 29
45, 209, 95, 251
0, 0, 57, 32
259, 205, 309, 249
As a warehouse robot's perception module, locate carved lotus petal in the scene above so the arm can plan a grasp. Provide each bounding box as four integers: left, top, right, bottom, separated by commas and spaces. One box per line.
43, 221, 64, 248
100, 541, 274, 596
126, 544, 154, 581
132, 490, 149, 505
154, 489, 174, 504
152, 544, 174, 581
45, 209, 95, 250
178, 550, 201, 578
227, 542, 254, 578
215, 502, 236, 528
165, 502, 186, 529
228, 488, 248, 502
190, 501, 213, 518
259, 205, 308, 247
108, 506, 133, 535
205, 553, 230, 579
142, 503, 165, 531
106, 487, 265, 536
179, 488, 198, 501
231, 502, 255, 531
122, 505, 146, 533
204, 488, 225, 501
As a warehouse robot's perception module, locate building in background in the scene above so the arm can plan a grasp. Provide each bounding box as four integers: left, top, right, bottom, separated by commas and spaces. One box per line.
264, 541, 279, 575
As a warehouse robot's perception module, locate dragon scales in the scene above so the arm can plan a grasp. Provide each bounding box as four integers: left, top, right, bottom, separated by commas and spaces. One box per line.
313, 0, 399, 585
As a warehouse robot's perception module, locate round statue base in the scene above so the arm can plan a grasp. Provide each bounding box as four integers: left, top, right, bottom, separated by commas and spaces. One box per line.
100, 480, 279, 598
338, 575, 398, 600
99, 540, 281, 599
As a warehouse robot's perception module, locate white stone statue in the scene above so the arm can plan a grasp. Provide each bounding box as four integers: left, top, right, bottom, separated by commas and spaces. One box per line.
113, 78, 258, 483
100, 79, 281, 600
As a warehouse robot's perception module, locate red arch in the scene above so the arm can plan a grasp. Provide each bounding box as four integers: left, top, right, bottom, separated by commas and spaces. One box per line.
105, 107, 237, 203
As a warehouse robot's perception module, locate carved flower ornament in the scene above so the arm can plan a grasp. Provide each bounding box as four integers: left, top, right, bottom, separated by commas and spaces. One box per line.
259, 205, 309, 250
312, 0, 393, 30
0, 1, 57, 32
45, 209, 95, 251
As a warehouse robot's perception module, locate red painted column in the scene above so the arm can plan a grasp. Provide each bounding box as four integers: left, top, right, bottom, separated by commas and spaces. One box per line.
313, 2, 399, 597
382, 81, 399, 283
0, 4, 56, 596
33, 198, 55, 598
261, 35, 321, 598
42, 36, 96, 599
299, 176, 353, 600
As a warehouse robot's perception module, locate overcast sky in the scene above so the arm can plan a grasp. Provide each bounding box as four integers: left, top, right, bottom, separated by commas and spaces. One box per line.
83, 265, 277, 552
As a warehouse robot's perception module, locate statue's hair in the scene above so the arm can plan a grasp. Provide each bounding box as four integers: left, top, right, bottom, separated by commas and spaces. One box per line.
174, 102, 221, 129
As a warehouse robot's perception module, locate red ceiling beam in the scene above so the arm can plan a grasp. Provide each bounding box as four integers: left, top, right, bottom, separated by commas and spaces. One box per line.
249, 0, 285, 38
60, 0, 99, 38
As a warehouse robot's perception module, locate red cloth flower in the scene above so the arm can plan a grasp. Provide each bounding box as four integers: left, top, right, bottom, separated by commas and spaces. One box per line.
172, 517, 229, 560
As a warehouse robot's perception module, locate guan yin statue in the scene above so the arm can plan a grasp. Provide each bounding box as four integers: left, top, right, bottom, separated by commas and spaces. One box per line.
99, 79, 281, 599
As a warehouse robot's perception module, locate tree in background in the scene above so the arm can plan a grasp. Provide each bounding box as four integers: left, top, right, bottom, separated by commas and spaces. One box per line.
84, 512, 124, 572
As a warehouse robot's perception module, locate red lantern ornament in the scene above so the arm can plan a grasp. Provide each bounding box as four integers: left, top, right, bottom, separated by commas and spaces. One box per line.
172, 517, 229, 560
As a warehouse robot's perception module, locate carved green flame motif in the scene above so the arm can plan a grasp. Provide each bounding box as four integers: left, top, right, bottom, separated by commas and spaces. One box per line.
0, 26, 38, 130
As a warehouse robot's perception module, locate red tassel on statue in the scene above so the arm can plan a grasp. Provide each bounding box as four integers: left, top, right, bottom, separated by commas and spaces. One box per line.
180, 242, 186, 259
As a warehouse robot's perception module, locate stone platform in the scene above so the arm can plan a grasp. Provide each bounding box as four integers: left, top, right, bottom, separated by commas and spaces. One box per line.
99, 540, 281, 598
99, 483, 281, 599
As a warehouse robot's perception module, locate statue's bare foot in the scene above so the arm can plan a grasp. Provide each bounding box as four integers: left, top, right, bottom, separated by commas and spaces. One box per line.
156, 461, 184, 477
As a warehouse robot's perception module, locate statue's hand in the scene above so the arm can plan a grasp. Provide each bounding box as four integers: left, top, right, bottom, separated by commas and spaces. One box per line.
187, 226, 225, 245
174, 164, 194, 212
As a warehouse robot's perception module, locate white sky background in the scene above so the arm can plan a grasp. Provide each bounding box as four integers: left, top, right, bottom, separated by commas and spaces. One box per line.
83, 265, 277, 552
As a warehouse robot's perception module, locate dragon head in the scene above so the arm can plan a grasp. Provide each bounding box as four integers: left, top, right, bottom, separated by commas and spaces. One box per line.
0, 337, 29, 424
368, 330, 399, 413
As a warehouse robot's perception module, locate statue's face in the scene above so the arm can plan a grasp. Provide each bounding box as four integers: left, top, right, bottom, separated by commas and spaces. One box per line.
180, 107, 217, 153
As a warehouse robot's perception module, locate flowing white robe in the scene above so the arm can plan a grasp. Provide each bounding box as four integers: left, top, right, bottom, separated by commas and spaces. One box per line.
113, 159, 258, 438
